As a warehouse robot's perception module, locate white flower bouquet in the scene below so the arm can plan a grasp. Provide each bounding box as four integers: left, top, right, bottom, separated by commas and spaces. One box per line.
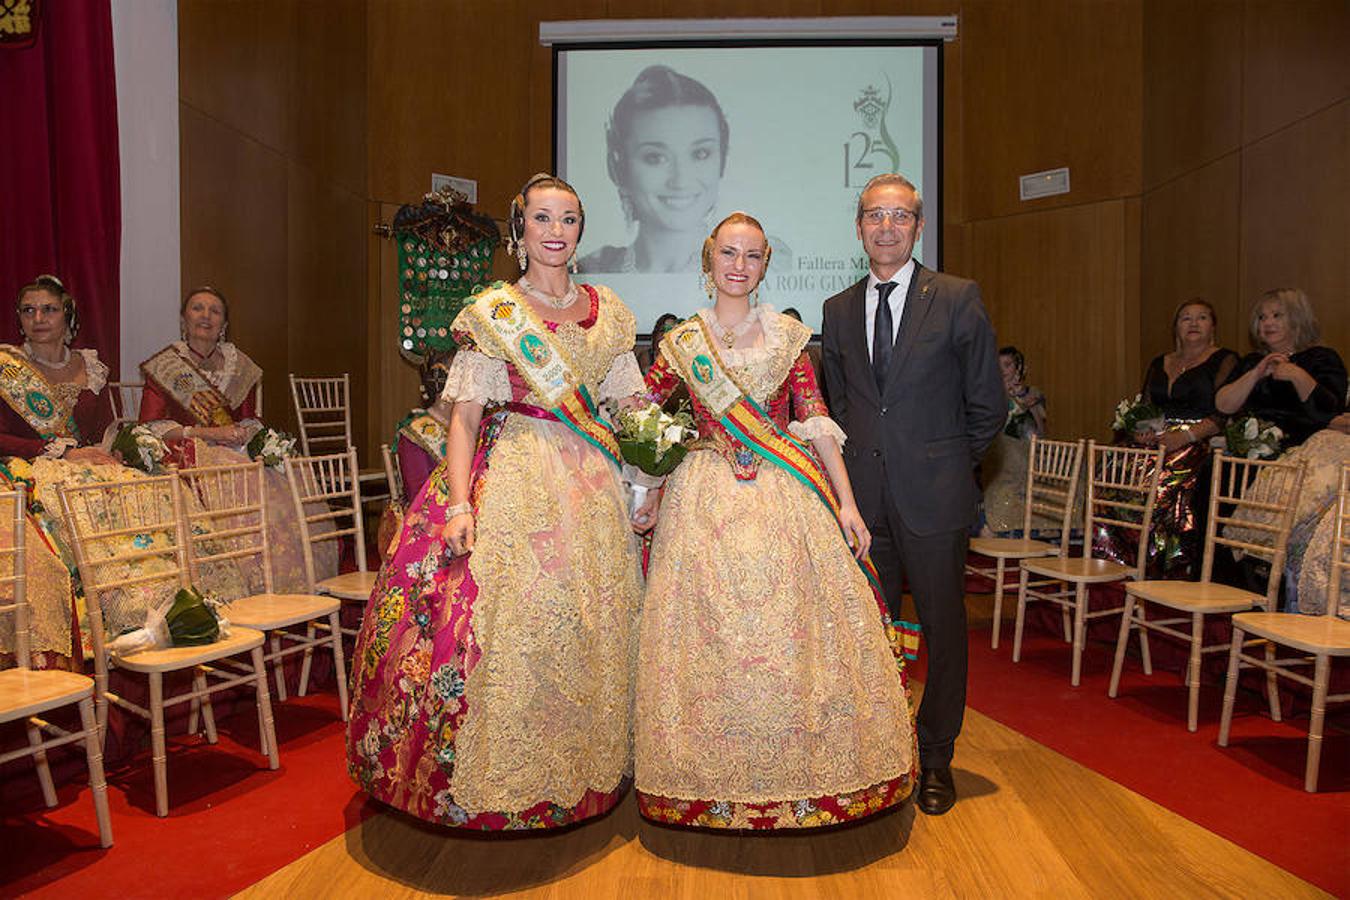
1111, 394, 1164, 435
110, 424, 168, 474
614, 402, 696, 477
246, 427, 297, 469
1223, 415, 1283, 460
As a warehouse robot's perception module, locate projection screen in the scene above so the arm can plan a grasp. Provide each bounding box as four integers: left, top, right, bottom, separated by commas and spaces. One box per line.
553, 26, 945, 334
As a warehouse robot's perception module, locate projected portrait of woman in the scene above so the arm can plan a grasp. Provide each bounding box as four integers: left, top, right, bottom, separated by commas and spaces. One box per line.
579, 65, 729, 274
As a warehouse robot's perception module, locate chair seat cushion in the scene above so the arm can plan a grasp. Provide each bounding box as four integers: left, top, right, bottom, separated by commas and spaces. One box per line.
1232, 612, 1350, 656
319, 570, 378, 601
970, 537, 1057, 559
114, 626, 266, 672
1022, 556, 1131, 583
1126, 580, 1261, 613
0, 667, 94, 722
224, 593, 341, 630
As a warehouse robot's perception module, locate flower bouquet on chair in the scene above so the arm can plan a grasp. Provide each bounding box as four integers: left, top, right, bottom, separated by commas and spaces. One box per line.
1222, 415, 1283, 460
107, 586, 231, 655
1111, 395, 1164, 439
110, 424, 169, 474
246, 427, 297, 470
614, 401, 696, 515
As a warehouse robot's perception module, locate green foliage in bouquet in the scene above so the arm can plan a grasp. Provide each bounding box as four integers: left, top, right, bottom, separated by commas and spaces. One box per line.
1224, 415, 1284, 460
246, 427, 297, 469
1110, 394, 1164, 434
615, 402, 696, 477
165, 586, 221, 646
110, 424, 167, 474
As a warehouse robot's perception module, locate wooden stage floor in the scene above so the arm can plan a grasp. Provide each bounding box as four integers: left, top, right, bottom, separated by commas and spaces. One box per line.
235, 699, 1326, 898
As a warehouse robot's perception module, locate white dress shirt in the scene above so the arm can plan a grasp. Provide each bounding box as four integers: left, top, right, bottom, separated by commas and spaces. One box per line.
863, 258, 915, 362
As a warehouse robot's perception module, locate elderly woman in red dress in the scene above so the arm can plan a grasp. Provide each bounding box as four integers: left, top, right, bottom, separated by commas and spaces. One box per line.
137, 286, 335, 593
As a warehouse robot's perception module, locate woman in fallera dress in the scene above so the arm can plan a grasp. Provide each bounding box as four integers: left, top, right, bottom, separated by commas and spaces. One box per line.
634, 212, 916, 830
0, 275, 121, 668
137, 286, 335, 593
347, 174, 646, 830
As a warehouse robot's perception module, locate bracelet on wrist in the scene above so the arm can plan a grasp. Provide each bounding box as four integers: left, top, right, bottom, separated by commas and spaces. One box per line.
446, 502, 473, 519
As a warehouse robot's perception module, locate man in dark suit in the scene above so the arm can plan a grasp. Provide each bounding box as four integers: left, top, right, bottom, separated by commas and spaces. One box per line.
821, 173, 1004, 816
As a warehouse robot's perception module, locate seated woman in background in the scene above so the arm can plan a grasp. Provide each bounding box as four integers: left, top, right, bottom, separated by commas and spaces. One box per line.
138, 286, 336, 593
979, 346, 1048, 537
1125, 300, 1238, 577
637, 312, 681, 373
1216, 288, 1347, 448
1224, 412, 1350, 615
0, 275, 120, 667
392, 349, 454, 506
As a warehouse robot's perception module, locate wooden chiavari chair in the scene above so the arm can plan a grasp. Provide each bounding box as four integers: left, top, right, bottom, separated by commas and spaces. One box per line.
967, 436, 1085, 649
0, 484, 112, 846
1013, 441, 1165, 686
285, 448, 377, 695
177, 460, 347, 717
58, 475, 279, 817
1109, 449, 1306, 731
288, 373, 387, 502
106, 381, 145, 430
1218, 462, 1348, 790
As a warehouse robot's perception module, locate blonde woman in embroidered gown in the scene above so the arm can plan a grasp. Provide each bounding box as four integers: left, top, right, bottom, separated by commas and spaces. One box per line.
634, 213, 916, 830
347, 175, 646, 830
137, 286, 335, 594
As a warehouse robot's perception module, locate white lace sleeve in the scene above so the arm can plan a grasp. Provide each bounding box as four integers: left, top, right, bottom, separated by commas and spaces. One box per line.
597, 351, 645, 402
789, 415, 847, 448
440, 349, 511, 405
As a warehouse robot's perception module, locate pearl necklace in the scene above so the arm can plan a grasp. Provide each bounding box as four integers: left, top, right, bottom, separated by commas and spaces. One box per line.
708, 307, 757, 349
22, 342, 71, 370
517, 276, 577, 310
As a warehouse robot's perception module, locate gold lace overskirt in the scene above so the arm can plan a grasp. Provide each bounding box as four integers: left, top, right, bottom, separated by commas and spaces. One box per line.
636, 449, 914, 803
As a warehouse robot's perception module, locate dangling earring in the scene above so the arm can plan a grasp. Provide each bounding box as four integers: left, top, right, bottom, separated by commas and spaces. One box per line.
568, 252, 579, 274
180, 321, 188, 341
750, 284, 760, 307
220, 321, 228, 341
620, 193, 635, 228
702, 272, 715, 300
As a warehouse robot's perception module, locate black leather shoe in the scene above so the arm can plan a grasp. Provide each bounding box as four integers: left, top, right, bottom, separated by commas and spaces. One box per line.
917, 766, 956, 816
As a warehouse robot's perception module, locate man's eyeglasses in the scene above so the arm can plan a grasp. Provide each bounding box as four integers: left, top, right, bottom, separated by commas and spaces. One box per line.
861, 207, 919, 226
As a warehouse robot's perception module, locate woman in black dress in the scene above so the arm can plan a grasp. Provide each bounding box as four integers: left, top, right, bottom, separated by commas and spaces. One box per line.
1216, 288, 1347, 448
1102, 300, 1237, 578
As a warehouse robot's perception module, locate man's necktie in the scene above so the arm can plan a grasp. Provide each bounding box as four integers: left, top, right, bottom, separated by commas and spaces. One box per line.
872, 281, 897, 392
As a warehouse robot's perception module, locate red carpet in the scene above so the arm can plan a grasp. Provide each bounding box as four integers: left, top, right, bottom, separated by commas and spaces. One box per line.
957, 618, 1350, 897
0, 691, 366, 899
4, 621, 1347, 897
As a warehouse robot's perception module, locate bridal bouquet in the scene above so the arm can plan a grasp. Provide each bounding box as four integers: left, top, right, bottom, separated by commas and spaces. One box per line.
1224, 415, 1283, 460
614, 402, 696, 477
110, 424, 169, 474
1111, 394, 1164, 435
107, 586, 229, 655
246, 427, 297, 470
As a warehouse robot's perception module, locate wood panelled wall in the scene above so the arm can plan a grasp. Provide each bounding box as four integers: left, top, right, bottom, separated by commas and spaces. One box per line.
179, 0, 1348, 456
1139, 0, 1349, 382
179, 0, 369, 441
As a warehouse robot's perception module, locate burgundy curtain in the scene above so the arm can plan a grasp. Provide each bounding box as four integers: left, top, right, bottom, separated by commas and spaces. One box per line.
0, 0, 120, 375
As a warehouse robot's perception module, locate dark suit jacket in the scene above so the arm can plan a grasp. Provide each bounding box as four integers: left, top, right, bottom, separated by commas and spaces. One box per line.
821, 264, 1004, 535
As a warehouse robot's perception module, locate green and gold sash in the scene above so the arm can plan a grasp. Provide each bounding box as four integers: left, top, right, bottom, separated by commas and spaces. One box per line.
462, 284, 621, 467
140, 346, 238, 427
661, 317, 885, 597
0, 346, 79, 442
398, 412, 447, 460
